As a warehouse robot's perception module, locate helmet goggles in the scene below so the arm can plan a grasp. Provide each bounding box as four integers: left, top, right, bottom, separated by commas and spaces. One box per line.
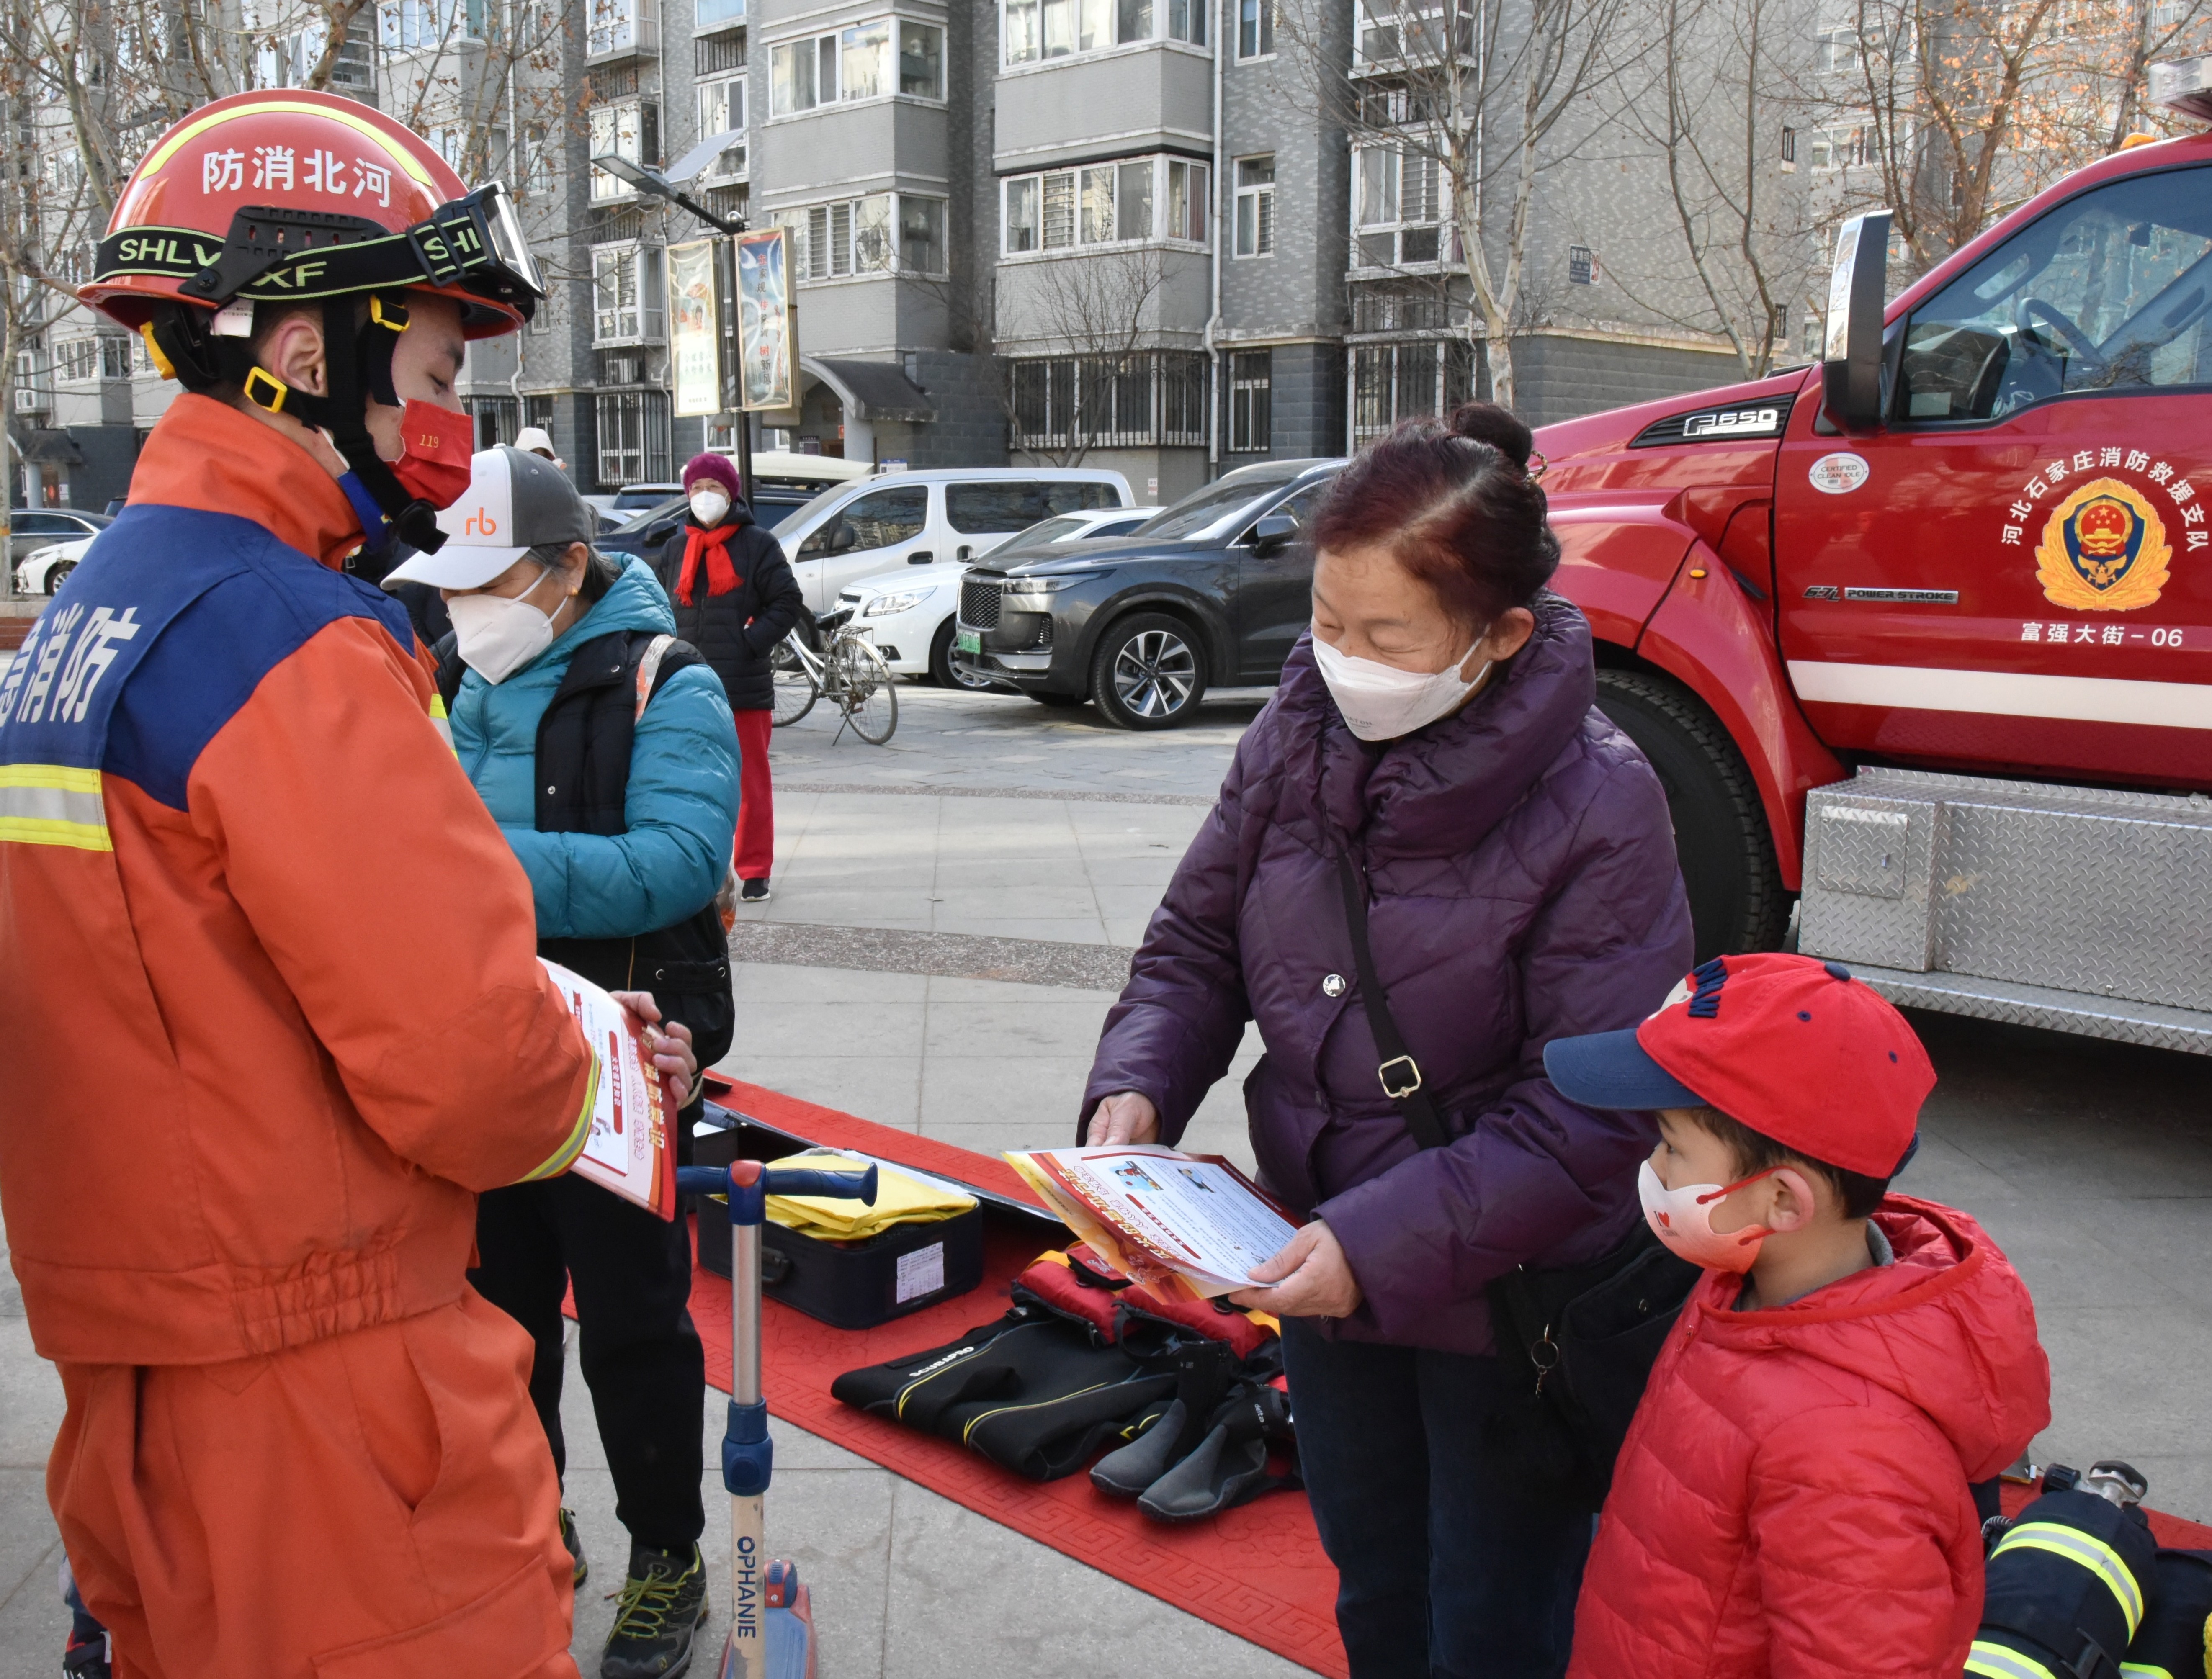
96, 179, 544, 321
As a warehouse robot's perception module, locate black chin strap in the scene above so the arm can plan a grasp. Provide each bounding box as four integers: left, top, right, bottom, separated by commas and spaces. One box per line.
149, 296, 448, 553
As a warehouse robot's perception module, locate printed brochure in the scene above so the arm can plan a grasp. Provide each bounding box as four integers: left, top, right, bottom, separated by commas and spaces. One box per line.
541, 958, 678, 1221
1003, 1144, 1302, 1301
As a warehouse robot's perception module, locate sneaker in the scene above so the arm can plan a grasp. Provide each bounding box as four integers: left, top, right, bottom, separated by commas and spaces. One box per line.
601, 1542, 708, 1679
59, 1560, 110, 1679
739, 878, 770, 903
560, 1507, 588, 1589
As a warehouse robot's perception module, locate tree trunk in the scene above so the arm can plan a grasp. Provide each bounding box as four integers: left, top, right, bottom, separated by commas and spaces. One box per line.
1486, 332, 1514, 410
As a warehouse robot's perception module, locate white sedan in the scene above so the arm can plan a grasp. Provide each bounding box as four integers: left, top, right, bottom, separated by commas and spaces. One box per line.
13, 532, 96, 596
832, 507, 1152, 688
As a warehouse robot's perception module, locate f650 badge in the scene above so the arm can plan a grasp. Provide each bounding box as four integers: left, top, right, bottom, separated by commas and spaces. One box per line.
2035, 477, 2171, 612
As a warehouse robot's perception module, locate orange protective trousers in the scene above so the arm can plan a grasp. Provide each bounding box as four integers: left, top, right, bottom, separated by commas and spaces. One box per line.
49, 1290, 581, 1679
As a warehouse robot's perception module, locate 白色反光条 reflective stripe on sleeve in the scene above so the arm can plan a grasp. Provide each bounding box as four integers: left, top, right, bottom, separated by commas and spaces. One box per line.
0, 764, 111, 851
515, 1045, 600, 1182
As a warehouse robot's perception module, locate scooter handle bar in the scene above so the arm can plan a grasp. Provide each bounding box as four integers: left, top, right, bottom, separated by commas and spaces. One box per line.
676, 1161, 879, 1226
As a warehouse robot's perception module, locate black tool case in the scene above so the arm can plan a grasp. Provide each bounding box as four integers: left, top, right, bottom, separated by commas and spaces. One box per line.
693, 1106, 988, 1329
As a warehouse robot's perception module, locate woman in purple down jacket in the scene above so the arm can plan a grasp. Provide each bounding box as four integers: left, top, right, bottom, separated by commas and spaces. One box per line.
1081, 404, 1692, 1679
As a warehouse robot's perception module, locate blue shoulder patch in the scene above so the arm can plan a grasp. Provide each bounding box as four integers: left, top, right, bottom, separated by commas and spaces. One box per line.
0, 504, 415, 809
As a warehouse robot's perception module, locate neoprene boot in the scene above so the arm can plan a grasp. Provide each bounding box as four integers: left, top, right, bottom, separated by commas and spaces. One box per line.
1136, 1382, 1298, 1522
1090, 1339, 1234, 1498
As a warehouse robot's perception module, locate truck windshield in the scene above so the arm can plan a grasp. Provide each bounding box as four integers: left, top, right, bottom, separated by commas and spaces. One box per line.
1899, 164, 2212, 422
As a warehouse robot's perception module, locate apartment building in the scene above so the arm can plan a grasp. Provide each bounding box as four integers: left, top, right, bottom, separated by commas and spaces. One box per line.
9, 0, 1817, 512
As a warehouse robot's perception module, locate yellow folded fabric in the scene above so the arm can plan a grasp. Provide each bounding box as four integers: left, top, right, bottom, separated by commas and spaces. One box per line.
764, 1151, 976, 1240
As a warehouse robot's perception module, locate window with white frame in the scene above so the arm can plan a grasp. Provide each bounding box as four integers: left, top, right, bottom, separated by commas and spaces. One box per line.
596, 389, 672, 488
1354, 0, 1468, 65
587, 0, 657, 57
592, 243, 667, 342
772, 19, 942, 113
1237, 0, 1273, 57
1228, 349, 1271, 450
696, 76, 747, 176
523, 123, 558, 193
1002, 155, 1206, 254
1812, 23, 1858, 72
1355, 144, 1445, 267
1234, 155, 1274, 256
696, 0, 743, 28
1002, 0, 1200, 65
380, 0, 485, 50
54, 338, 98, 382
1808, 123, 1867, 169
774, 193, 947, 279
589, 100, 659, 201
101, 337, 131, 378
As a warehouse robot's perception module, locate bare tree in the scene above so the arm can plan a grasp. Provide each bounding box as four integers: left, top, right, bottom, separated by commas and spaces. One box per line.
1281, 0, 1635, 408
1837, 0, 2212, 283
1604, 0, 1825, 378
996, 245, 1176, 466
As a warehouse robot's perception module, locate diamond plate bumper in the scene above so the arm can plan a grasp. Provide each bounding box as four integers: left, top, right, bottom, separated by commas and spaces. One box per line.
1800, 766, 2212, 1057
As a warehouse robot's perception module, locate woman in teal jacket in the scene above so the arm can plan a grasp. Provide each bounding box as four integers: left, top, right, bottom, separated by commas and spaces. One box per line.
427, 529, 739, 1679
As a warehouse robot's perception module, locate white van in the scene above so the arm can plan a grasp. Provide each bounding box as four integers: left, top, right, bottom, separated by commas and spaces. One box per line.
778, 468, 1132, 615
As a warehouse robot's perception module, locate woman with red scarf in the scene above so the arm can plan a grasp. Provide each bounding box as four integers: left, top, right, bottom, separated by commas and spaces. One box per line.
656, 452, 806, 901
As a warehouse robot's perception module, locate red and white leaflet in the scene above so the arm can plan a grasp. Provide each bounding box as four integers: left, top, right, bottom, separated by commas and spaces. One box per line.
540, 959, 677, 1220
1003, 1145, 1301, 1300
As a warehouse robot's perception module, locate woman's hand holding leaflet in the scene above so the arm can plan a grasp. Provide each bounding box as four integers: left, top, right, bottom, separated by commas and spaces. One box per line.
1086, 1090, 1161, 1145
1230, 1221, 1363, 1319
611, 989, 701, 1106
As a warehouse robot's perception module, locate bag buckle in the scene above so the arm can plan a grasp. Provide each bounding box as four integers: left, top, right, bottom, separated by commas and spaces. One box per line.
1377, 1054, 1423, 1099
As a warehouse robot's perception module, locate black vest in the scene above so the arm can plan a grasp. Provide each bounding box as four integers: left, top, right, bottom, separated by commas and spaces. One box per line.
439, 628, 736, 1072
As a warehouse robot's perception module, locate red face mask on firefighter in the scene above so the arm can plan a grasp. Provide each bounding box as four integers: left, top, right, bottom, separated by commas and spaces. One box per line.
385, 399, 474, 508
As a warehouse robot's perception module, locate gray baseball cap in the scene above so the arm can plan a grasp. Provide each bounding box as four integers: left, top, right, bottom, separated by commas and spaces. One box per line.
383, 445, 597, 589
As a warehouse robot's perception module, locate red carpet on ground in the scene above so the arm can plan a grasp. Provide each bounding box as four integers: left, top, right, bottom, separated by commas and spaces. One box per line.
638, 1079, 2212, 1678
690, 1079, 1349, 1678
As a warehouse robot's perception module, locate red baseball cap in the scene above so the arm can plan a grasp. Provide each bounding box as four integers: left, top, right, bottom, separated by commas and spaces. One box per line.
1542, 954, 1934, 1178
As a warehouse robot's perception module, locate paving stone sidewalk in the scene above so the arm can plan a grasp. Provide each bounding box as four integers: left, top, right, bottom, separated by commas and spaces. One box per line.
3, 681, 2208, 1676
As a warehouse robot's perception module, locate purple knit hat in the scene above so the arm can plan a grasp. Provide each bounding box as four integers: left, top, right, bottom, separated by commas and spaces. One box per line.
682, 451, 743, 497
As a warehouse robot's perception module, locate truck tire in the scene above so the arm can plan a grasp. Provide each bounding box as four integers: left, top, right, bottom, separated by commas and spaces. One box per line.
1593, 669, 1790, 962
1090, 613, 1208, 730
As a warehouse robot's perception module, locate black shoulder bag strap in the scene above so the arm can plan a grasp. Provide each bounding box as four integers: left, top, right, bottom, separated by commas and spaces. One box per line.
1334, 854, 1450, 1152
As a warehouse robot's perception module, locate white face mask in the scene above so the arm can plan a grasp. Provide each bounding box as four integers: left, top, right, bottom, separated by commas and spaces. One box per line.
1637, 1158, 1777, 1274
1311, 628, 1491, 741
690, 488, 732, 527
448, 565, 564, 685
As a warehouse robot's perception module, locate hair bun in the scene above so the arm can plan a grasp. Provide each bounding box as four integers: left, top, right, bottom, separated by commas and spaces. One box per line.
1445, 401, 1534, 472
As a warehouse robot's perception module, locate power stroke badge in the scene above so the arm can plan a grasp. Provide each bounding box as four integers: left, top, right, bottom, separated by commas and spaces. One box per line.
1998, 446, 2197, 612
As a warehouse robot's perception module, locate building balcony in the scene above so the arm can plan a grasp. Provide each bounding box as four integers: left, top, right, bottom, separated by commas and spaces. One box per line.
587, 0, 660, 62
995, 43, 1211, 172
694, 0, 744, 32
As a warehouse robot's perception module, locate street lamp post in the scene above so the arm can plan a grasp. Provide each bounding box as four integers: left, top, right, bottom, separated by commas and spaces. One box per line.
591, 149, 755, 509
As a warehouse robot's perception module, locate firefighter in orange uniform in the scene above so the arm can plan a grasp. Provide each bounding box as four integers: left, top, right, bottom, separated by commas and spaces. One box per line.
0, 94, 696, 1678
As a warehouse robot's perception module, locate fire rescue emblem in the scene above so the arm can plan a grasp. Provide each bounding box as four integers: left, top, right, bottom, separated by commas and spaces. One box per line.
2035, 477, 2171, 612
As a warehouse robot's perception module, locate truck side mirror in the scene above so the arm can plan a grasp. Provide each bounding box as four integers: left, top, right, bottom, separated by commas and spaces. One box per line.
1821, 209, 1892, 432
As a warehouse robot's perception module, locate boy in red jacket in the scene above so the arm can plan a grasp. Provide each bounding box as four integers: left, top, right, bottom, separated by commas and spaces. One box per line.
1544, 954, 2051, 1679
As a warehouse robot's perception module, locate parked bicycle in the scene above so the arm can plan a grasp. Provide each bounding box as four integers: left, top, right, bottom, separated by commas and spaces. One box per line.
770, 618, 899, 744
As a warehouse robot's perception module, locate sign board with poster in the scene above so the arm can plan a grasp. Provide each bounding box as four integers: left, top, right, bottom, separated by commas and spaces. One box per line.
736, 227, 793, 412
667, 238, 721, 419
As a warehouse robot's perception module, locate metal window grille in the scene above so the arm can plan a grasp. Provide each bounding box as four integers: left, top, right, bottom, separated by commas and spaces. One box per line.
1351, 341, 1476, 444
466, 395, 521, 447
698, 28, 746, 69
1228, 350, 1271, 452
1009, 351, 1209, 449
594, 388, 672, 489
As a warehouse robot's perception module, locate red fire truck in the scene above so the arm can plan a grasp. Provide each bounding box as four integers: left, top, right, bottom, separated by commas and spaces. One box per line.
1540, 63, 2212, 1055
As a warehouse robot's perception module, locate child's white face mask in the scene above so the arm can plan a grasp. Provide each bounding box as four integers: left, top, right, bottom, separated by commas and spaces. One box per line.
1311, 628, 1491, 741
1637, 1158, 1777, 1273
